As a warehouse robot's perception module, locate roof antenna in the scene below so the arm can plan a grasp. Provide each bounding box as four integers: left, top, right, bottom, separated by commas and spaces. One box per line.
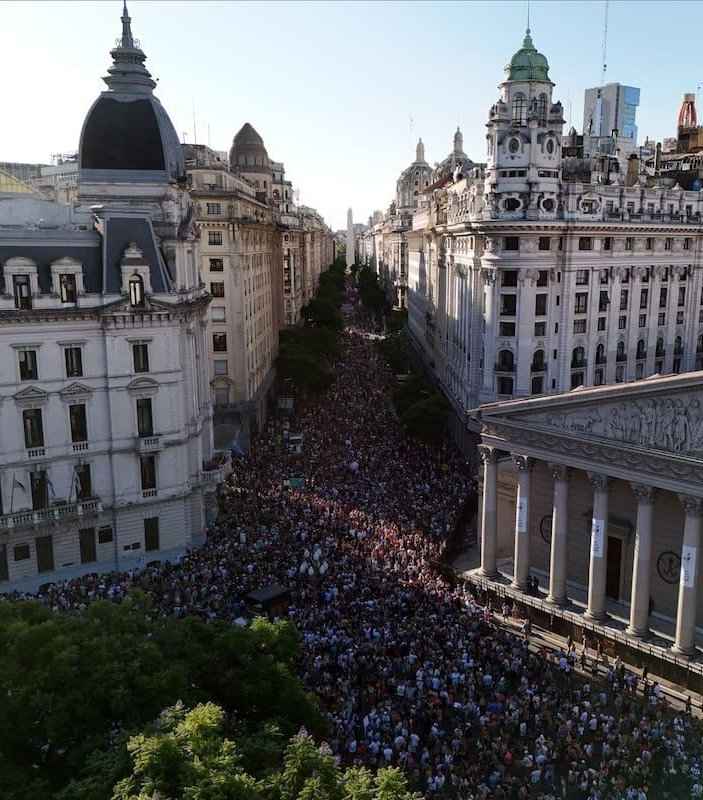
527, 0, 530, 33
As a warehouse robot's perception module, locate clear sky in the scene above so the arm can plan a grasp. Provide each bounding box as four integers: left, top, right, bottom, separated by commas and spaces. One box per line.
2, 0, 703, 230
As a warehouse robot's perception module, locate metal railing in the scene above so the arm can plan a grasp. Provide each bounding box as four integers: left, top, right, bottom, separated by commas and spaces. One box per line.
0, 498, 102, 530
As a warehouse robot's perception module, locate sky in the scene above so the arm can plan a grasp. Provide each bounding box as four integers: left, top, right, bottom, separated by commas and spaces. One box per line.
2, 0, 703, 230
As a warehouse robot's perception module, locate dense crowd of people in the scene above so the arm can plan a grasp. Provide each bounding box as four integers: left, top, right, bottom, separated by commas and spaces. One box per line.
6, 283, 703, 799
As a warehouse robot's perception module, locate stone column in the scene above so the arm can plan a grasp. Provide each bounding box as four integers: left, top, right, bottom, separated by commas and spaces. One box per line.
511, 455, 534, 590
672, 496, 703, 656
585, 473, 609, 621
546, 463, 571, 606
478, 445, 499, 578
626, 484, 657, 638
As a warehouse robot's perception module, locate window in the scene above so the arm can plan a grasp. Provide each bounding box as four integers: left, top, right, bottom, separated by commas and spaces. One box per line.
678, 287, 686, 307
213, 359, 228, 376
684, 237, 691, 251
595, 343, 606, 364
594, 368, 604, 386
538, 237, 551, 251
615, 365, 625, 383
75, 463, 92, 500
69, 404, 88, 443
574, 293, 588, 314
13, 275, 31, 309
140, 455, 156, 491
504, 237, 519, 252
500, 295, 517, 316
18, 350, 38, 381
23, 409, 43, 448
576, 270, 589, 285
603, 237, 612, 251
129, 275, 144, 307
535, 294, 547, 316
501, 270, 518, 287
136, 398, 153, 438
598, 291, 609, 312
636, 339, 646, 359
665, 237, 673, 251
14, 544, 30, 561
571, 372, 584, 389
677, 311, 685, 325
571, 346, 586, 368
618, 316, 627, 330
659, 287, 668, 308
211, 307, 226, 323
640, 289, 649, 309
133, 343, 149, 373
597, 317, 606, 331
536, 270, 549, 287
214, 387, 229, 406
646, 237, 653, 251
625, 237, 634, 251
655, 337, 665, 357
213, 333, 227, 352
59, 274, 77, 303
639, 314, 646, 328
64, 346, 83, 378
497, 376, 514, 395
206, 202, 222, 215
496, 349, 514, 371
531, 376, 544, 394
674, 335, 684, 355
512, 93, 526, 125
573, 319, 586, 334
658, 312, 666, 327
30, 471, 49, 511
534, 321, 546, 337
98, 526, 113, 544
208, 231, 223, 246
144, 517, 160, 551
209, 258, 224, 272
210, 282, 225, 297
578, 237, 592, 251
531, 349, 545, 371
79, 528, 96, 564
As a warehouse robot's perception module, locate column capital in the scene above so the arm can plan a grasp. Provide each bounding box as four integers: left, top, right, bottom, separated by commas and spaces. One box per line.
588, 472, 609, 491
631, 483, 657, 504
678, 495, 703, 516
477, 444, 498, 465
549, 463, 571, 482
512, 454, 534, 472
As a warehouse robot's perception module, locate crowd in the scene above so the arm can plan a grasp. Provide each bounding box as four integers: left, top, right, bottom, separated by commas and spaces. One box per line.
6, 284, 703, 799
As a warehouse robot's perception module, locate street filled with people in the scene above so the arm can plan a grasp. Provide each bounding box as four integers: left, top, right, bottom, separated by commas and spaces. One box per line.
8, 282, 703, 799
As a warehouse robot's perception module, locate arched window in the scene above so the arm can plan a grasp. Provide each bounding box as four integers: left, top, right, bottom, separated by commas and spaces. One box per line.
537, 93, 548, 126
531, 349, 545, 371
697, 333, 703, 353
636, 339, 646, 359
571, 346, 585, 367
616, 340, 626, 361
675, 335, 683, 355
129, 274, 145, 307
512, 93, 527, 126
596, 343, 606, 364
656, 337, 665, 357
497, 348, 514, 371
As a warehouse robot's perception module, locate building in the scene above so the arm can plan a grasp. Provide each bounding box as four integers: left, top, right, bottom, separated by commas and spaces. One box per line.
471, 370, 703, 663
583, 82, 640, 156
402, 27, 703, 455
0, 2, 217, 591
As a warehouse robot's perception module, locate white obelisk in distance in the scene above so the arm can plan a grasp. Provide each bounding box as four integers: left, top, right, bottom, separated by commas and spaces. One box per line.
346, 207, 354, 270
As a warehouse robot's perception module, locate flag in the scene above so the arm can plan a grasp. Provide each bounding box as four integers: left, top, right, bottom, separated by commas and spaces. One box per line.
46, 476, 56, 500
13, 476, 26, 493
72, 469, 83, 501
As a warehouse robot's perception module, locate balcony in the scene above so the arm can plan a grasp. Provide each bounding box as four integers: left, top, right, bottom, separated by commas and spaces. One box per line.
530, 362, 546, 373
571, 359, 588, 369
495, 363, 516, 373
201, 466, 225, 487
72, 441, 89, 453
0, 498, 102, 531
27, 446, 46, 459
616, 352, 628, 362
136, 435, 161, 453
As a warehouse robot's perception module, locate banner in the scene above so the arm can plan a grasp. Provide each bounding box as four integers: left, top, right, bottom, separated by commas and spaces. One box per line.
516, 498, 528, 534
591, 519, 604, 558
682, 545, 697, 588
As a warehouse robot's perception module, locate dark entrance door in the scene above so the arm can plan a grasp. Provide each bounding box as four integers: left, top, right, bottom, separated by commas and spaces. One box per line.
36, 535, 54, 573
0, 544, 8, 582
606, 536, 622, 600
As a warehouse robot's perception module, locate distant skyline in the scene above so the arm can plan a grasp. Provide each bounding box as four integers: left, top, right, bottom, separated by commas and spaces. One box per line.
3, 0, 703, 229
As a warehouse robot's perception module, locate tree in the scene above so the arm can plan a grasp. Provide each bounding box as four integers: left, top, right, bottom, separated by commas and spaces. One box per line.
399, 393, 449, 443
302, 297, 342, 331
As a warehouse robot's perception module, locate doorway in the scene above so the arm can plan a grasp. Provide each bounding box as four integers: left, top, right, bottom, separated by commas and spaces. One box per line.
36, 535, 54, 573
606, 536, 622, 600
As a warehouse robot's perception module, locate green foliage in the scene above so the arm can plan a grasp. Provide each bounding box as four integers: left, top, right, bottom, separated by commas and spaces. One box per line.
392, 374, 432, 416
112, 708, 421, 800
0, 599, 320, 799
399, 393, 449, 443
277, 351, 333, 394
377, 333, 412, 375
302, 297, 342, 331
356, 266, 386, 313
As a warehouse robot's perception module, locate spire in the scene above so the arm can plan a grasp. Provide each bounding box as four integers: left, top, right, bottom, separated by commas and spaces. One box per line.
453, 127, 464, 155
104, 0, 156, 94
120, 0, 134, 48
416, 137, 426, 163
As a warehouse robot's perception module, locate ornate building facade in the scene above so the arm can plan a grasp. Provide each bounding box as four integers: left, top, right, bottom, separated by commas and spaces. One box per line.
0, 4, 216, 590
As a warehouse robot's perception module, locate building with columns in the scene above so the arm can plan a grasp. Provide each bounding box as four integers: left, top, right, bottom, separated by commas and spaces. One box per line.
0, 2, 218, 591
472, 370, 703, 658
399, 28, 703, 457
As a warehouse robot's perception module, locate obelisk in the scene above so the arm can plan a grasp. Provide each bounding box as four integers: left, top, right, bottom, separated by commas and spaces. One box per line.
346, 207, 354, 271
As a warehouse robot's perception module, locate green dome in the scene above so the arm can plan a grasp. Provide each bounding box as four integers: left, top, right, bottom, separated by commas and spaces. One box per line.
506, 29, 550, 82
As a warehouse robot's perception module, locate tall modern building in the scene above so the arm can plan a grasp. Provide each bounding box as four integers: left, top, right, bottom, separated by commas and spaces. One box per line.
583, 82, 640, 154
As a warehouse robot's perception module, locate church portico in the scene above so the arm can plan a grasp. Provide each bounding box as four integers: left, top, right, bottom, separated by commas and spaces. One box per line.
471, 371, 703, 668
